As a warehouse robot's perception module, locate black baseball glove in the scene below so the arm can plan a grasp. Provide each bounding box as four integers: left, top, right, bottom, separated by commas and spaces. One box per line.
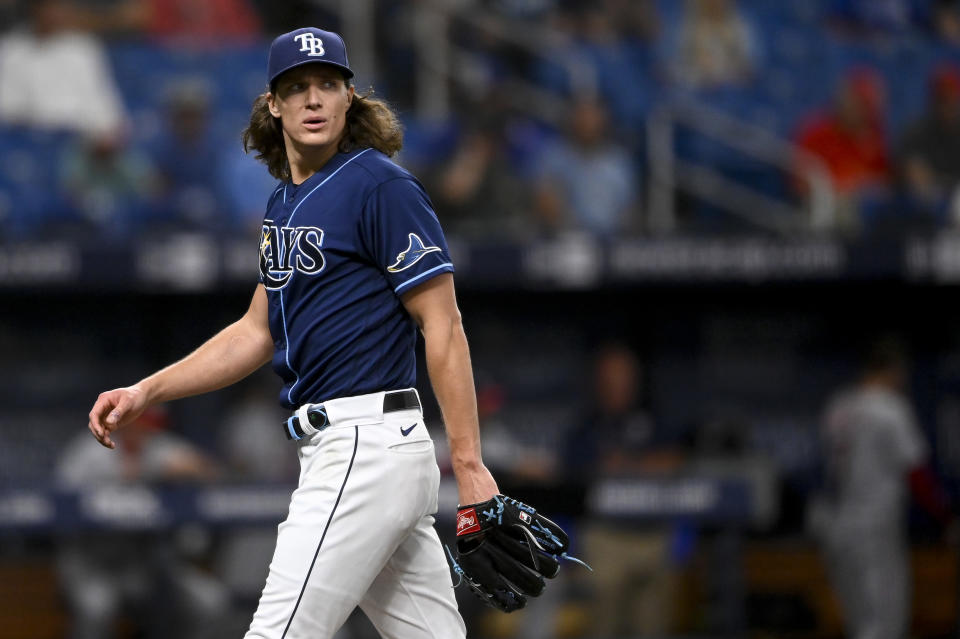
446, 494, 590, 612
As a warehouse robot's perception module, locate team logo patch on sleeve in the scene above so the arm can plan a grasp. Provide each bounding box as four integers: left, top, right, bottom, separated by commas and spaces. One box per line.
456, 508, 482, 536
387, 233, 442, 272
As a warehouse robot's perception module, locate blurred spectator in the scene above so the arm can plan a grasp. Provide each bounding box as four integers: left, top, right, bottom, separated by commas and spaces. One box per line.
898, 64, 960, 227
932, 0, 960, 44
56, 406, 228, 639
809, 338, 954, 639
533, 97, 639, 237
149, 79, 224, 231
59, 131, 159, 238
0, 0, 126, 137
563, 342, 685, 638
794, 67, 891, 234
670, 0, 759, 89
432, 110, 531, 239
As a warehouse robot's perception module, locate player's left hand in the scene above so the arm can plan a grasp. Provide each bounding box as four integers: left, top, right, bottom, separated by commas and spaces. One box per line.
87, 385, 149, 449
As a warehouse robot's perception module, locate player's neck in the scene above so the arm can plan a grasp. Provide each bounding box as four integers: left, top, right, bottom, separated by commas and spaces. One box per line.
286, 139, 341, 185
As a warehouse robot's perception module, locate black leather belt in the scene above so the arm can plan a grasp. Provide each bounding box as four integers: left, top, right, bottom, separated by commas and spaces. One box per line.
284, 389, 421, 441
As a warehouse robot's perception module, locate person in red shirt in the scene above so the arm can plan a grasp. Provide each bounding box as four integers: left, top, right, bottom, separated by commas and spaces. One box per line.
794, 67, 890, 234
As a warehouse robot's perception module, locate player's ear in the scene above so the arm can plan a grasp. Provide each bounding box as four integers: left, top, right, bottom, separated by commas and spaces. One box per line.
266, 92, 281, 119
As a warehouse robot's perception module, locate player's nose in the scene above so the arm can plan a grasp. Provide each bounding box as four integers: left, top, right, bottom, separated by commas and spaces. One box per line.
305, 83, 323, 108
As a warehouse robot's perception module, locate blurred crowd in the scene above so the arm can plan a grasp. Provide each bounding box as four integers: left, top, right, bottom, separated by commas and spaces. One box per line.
5, 0, 960, 240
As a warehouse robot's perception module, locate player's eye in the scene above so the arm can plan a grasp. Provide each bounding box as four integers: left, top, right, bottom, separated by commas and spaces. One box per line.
282, 82, 306, 94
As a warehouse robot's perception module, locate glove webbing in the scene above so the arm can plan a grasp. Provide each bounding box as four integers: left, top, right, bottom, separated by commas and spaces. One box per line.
481, 495, 590, 567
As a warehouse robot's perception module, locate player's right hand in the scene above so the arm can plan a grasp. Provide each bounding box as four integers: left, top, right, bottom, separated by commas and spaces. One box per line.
87, 385, 149, 449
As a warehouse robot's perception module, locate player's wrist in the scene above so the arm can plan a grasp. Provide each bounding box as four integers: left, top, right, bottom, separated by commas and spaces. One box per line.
132, 378, 160, 406
453, 463, 499, 506
448, 437, 483, 469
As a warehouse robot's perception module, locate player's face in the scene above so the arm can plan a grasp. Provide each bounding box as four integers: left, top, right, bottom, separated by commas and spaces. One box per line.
268, 65, 354, 161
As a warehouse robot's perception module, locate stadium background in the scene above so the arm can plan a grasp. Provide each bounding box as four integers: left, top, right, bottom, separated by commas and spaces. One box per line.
3, 0, 960, 637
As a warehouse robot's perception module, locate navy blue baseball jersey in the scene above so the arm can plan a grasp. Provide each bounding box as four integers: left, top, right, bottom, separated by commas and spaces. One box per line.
258, 147, 454, 408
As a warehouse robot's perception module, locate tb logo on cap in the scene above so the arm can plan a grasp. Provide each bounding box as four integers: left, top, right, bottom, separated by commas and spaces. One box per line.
294, 33, 325, 57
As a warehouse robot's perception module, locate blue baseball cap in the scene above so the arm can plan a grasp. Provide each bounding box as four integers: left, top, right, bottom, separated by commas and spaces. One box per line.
267, 27, 354, 89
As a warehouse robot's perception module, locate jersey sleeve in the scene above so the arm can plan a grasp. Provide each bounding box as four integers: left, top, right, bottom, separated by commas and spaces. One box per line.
359, 176, 455, 294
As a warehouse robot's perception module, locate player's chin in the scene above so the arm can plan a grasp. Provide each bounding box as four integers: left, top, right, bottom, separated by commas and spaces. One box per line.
295, 130, 335, 147
297, 127, 328, 138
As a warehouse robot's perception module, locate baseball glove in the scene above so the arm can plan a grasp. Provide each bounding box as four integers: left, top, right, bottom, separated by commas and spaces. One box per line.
446, 494, 590, 612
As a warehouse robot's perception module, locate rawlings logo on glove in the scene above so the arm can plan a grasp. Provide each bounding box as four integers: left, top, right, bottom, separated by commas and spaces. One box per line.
456, 508, 482, 535
445, 494, 590, 613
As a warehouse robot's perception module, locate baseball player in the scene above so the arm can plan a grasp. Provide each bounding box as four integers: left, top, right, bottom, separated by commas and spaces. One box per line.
812, 339, 953, 639
87, 27, 499, 638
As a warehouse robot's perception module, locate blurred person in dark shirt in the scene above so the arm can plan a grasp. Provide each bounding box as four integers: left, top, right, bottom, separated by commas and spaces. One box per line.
565, 343, 662, 477
533, 97, 639, 237
563, 342, 685, 638
898, 64, 960, 228
56, 406, 228, 639
794, 67, 891, 235
432, 108, 532, 240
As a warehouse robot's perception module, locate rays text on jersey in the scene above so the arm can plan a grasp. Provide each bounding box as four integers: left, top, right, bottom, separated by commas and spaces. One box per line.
259, 221, 326, 290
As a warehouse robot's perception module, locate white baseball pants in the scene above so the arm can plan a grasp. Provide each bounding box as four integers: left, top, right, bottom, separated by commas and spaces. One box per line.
244, 390, 466, 639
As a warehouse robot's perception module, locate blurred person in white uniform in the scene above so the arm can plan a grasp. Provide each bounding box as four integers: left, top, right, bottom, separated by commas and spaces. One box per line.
812, 338, 953, 639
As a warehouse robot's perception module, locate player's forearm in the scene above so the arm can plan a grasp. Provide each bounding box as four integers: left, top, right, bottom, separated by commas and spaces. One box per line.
138, 316, 273, 405
403, 274, 498, 504
425, 319, 499, 505
424, 316, 482, 466
423, 316, 496, 499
